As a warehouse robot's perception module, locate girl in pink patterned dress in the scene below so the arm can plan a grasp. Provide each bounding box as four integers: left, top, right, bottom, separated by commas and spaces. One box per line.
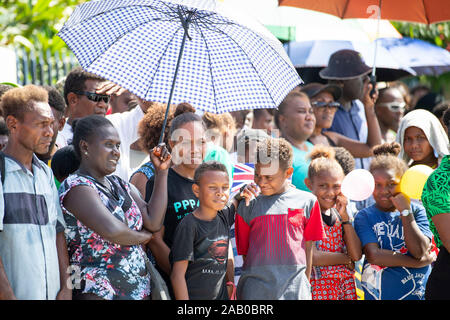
305, 146, 362, 300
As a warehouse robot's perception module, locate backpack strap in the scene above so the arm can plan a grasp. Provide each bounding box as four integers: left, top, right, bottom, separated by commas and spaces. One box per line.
0, 152, 5, 185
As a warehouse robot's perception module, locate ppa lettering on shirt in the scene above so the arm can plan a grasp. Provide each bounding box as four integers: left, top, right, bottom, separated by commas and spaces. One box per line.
174, 199, 199, 213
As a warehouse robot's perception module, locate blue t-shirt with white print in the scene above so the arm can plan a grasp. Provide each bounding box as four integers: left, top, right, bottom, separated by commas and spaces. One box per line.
354, 202, 433, 300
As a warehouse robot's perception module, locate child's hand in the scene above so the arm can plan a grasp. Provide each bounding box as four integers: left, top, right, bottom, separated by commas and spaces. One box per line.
345, 260, 355, 271
150, 143, 171, 172
240, 183, 260, 206
335, 193, 349, 221
417, 251, 436, 267
390, 193, 411, 212
139, 229, 153, 245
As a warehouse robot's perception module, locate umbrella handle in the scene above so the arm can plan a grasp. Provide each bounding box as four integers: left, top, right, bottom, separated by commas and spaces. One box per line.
158, 8, 195, 145
369, 74, 377, 99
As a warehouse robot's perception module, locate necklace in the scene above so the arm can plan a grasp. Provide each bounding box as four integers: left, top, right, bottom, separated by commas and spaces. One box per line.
76, 170, 119, 201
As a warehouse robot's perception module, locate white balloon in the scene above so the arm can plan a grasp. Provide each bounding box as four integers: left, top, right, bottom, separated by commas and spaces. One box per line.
341, 169, 375, 201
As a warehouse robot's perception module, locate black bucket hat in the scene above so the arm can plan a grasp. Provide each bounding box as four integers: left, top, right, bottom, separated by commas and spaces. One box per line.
319, 49, 372, 80
300, 82, 342, 101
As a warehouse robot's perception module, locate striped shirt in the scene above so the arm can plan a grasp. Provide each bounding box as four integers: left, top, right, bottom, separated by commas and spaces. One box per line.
0, 153, 65, 300
235, 187, 326, 300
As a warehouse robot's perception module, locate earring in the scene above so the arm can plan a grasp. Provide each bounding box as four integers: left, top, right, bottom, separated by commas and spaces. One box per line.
434, 149, 439, 159
84, 152, 88, 156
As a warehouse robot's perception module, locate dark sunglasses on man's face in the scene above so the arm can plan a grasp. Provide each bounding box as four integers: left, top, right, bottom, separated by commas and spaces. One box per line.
75, 91, 111, 104
311, 101, 340, 110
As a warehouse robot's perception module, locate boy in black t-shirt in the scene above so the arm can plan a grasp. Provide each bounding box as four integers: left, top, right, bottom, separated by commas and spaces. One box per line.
170, 161, 257, 300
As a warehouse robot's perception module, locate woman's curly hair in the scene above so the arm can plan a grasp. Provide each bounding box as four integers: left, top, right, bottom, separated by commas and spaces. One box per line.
138, 102, 195, 154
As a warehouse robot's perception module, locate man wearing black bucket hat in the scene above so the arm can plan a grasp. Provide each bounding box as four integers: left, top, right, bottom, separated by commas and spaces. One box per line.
319, 49, 380, 171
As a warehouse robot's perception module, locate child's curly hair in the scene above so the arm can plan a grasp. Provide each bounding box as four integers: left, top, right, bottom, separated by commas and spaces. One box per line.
194, 161, 229, 185
333, 147, 355, 176
370, 142, 408, 176
307, 145, 344, 180
256, 137, 293, 170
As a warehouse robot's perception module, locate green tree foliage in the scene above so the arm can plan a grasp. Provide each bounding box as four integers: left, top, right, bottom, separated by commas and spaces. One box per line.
392, 21, 450, 50
391, 22, 450, 97
0, 0, 83, 54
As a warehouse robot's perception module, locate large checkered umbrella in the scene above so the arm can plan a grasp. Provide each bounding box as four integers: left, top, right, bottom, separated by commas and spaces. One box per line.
58, 0, 301, 142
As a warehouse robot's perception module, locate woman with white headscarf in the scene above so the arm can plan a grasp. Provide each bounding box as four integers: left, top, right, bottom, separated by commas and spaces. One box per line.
396, 109, 449, 169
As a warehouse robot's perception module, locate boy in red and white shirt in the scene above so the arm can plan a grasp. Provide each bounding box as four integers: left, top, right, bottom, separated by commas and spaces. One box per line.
235, 137, 326, 300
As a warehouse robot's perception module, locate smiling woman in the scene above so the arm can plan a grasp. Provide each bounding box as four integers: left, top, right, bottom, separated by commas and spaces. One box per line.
58, 115, 172, 300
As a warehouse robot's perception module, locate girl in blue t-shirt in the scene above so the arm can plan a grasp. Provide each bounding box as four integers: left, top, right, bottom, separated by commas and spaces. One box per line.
354, 142, 435, 300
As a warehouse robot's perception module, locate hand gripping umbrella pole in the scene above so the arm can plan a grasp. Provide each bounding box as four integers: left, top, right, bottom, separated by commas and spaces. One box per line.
158, 7, 195, 145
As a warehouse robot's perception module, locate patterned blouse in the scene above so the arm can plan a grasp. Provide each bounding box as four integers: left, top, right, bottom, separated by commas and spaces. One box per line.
59, 174, 150, 300
130, 161, 155, 181
311, 209, 355, 281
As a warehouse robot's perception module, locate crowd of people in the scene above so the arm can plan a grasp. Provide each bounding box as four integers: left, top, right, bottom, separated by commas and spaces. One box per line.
0, 48, 449, 301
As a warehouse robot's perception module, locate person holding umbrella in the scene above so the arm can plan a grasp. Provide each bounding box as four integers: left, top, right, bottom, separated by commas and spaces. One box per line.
59, 115, 172, 300
319, 49, 381, 171
145, 109, 208, 298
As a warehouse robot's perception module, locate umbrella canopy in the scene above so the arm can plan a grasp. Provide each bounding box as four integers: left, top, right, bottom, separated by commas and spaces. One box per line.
286, 40, 415, 71
377, 37, 450, 76
58, 0, 301, 114
286, 40, 416, 81
222, 0, 402, 42
296, 66, 411, 84
279, 0, 450, 25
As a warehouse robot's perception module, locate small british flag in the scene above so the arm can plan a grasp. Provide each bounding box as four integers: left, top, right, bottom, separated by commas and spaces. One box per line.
231, 163, 255, 193
231, 162, 293, 193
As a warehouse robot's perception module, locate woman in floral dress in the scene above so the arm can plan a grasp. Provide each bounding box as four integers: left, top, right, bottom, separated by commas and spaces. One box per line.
59, 115, 171, 300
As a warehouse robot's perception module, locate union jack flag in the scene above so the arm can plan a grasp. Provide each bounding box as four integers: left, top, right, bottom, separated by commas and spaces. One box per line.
231, 162, 293, 193
231, 163, 255, 193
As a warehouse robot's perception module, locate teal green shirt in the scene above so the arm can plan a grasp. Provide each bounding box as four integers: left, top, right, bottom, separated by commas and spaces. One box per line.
291, 142, 314, 192
421, 155, 450, 249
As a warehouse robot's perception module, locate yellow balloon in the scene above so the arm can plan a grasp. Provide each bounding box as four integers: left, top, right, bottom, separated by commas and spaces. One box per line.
400, 165, 434, 199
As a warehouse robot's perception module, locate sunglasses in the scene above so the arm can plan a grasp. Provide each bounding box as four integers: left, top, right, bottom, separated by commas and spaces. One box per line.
75, 91, 111, 104
377, 101, 406, 112
311, 101, 340, 109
